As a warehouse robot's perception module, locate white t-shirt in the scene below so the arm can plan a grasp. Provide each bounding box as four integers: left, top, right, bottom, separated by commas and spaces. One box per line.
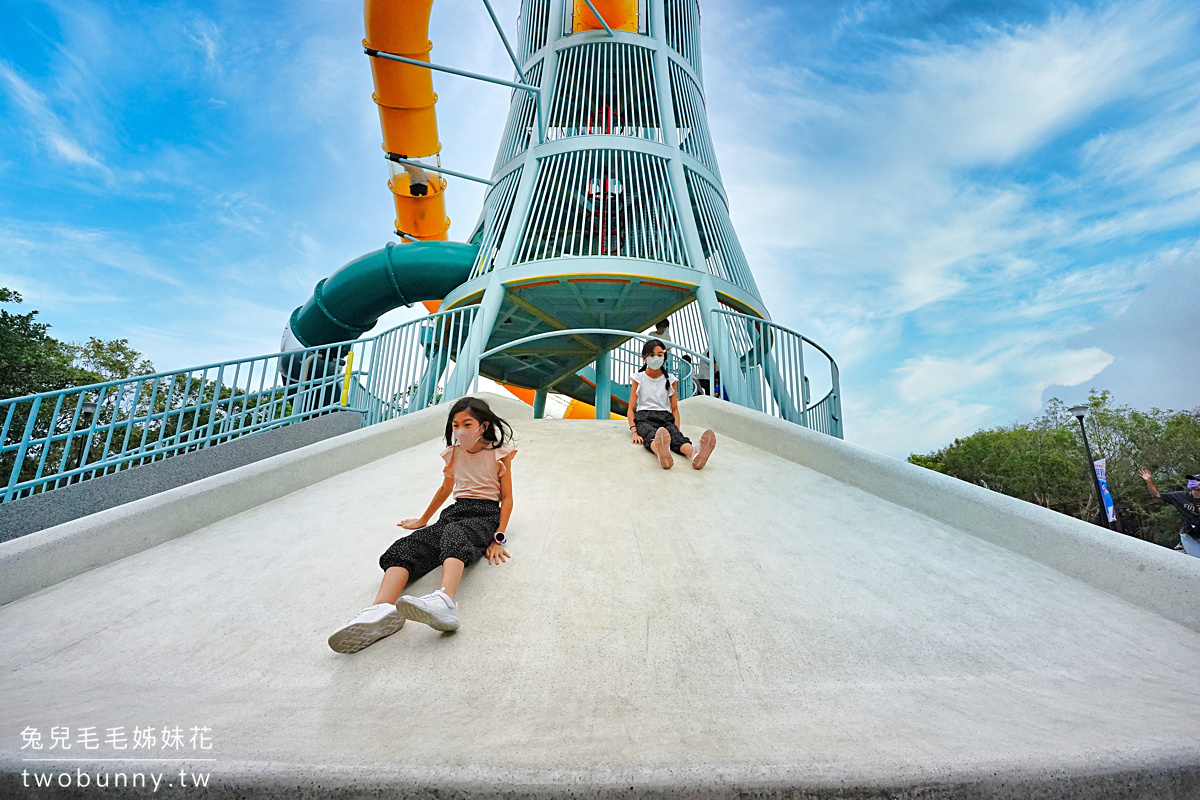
631, 370, 677, 412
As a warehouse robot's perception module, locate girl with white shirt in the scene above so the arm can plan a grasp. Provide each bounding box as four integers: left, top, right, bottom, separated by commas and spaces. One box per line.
628, 339, 716, 470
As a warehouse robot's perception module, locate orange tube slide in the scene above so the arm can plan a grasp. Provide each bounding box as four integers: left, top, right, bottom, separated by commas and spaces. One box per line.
573, 0, 639, 32
364, 0, 451, 252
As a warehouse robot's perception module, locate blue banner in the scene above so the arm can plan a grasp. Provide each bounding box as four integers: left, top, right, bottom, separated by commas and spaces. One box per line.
1094, 458, 1117, 523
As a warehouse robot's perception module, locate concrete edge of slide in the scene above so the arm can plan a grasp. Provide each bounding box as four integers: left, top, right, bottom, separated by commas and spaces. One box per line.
0, 393, 532, 607
2, 752, 1198, 800
678, 396, 1200, 633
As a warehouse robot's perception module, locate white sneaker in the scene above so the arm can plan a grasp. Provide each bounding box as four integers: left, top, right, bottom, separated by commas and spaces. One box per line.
652, 427, 674, 469
327, 603, 405, 654
691, 429, 716, 470
397, 589, 460, 631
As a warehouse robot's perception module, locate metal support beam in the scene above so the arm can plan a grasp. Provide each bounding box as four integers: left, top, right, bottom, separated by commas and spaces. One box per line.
532, 388, 547, 419
504, 292, 598, 351
696, 279, 750, 407
444, 275, 506, 400
364, 47, 540, 94
481, 0, 526, 78
385, 154, 494, 186
579, 0, 616, 36
594, 349, 612, 419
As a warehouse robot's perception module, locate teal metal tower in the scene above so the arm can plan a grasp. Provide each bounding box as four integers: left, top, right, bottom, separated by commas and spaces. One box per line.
431, 0, 837, 431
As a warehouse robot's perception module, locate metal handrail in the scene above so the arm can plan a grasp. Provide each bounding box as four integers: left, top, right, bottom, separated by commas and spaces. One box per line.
479, 327, 711, 363
3, 305, 841, 504
480, 327, 707, 405
2, 307, 478, 503
708, 308, 842, 438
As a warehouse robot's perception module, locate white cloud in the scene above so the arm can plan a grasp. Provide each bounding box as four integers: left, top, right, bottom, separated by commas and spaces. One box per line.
896, 355, 1002, 404
701, 0, 1200, 455
187, 17, 222, 75
0, 61, 110, 174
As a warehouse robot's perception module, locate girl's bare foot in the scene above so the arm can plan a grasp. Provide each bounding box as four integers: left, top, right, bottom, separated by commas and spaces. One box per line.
691, 429, 716, 469
652, 427, 673, 469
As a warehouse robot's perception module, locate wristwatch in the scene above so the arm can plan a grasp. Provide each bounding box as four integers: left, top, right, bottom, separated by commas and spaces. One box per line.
493, 531, 507, 545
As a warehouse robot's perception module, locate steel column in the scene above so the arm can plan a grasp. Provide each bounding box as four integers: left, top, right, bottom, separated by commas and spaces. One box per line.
443, 273, 506, 400
594, 349, 612, 419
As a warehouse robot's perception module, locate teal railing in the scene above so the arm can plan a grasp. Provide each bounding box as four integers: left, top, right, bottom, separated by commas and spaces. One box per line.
1, 307, 478, 503
709, 308, 842, 438
2, 304, 840, 505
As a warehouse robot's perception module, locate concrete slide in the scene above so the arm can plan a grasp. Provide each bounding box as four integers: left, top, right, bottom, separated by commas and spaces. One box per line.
2, 396, 1199, 798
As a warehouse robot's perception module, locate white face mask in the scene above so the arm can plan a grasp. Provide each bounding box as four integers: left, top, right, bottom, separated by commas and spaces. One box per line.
454, 425, 484, 448
645, 355, 665, 370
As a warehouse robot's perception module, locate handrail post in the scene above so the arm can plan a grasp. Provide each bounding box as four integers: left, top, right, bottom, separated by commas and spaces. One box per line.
830, 361, 843, 439
4, 397, 43, 503
340, 351, 355, 407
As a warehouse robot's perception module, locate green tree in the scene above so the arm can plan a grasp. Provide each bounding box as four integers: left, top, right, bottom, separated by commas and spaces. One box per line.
1, 288, 157, 494
0, 289, 152, 400
74, 337, 154, 383
909, 391, 1200, 548
0, 289, 100, 400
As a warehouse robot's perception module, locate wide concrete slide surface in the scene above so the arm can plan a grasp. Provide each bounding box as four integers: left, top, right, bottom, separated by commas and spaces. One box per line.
2, 397, 1199, 798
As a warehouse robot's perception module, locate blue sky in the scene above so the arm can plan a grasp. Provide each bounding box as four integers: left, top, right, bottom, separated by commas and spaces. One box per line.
1, 0, 1196, 457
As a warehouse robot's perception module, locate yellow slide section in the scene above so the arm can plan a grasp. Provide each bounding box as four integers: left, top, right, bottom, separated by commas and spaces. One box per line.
564, 399, 624, 420
573, 0, 639, 32
494, 387, 622, 417
364, 0, 451, 254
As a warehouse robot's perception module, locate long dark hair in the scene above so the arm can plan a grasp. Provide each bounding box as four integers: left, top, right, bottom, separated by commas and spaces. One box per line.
444, 397, 513, 448
637, 338, 672, 390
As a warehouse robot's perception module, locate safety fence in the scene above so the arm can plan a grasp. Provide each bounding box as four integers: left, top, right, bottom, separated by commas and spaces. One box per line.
1, 308, 478, 504
3, 303, 840, 505
709, 308, 842, 438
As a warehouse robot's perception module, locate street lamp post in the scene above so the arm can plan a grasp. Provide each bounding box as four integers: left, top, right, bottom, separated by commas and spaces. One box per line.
68, 400, 98, 481
1070, 404, 1111, 529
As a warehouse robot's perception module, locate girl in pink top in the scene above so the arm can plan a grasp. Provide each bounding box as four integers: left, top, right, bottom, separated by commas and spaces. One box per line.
328, 397, 516, 653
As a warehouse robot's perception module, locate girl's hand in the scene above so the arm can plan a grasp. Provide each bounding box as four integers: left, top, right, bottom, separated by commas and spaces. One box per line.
486, 542, 511, 565
631, 430, 643, 445
1139, 469, 1152, 482
397, 518, 425, 530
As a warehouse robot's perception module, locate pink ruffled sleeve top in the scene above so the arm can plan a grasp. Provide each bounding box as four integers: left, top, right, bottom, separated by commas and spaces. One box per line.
439, 442, 517, 501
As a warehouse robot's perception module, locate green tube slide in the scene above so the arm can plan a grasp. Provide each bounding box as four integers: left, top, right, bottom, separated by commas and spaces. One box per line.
287, 241, 478, 348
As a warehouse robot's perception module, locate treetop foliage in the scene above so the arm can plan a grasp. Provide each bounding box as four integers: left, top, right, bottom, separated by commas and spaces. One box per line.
1, 288, 154, 401
909, 391, 1200, 548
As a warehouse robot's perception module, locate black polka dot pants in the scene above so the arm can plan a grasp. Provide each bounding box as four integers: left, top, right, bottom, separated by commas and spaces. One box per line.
634, 410, 691, 455
380, 499, 501, 581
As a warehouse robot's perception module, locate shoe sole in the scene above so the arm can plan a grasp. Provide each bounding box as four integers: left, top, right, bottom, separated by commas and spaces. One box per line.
327, 613, 405, 654
653, 428, 673, 469
397, 597, 460, 631
692, 429, 716, 470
